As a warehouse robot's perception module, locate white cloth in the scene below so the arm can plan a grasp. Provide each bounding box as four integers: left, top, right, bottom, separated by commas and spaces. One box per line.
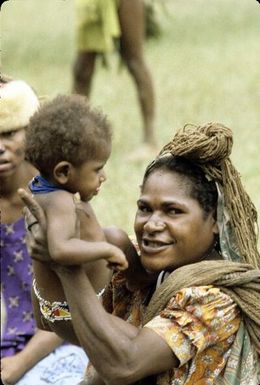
16, 344, 88, 385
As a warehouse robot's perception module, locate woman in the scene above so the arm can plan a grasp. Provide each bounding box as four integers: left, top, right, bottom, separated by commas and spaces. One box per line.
0, 77, 88, 385
20, 122, 260, 385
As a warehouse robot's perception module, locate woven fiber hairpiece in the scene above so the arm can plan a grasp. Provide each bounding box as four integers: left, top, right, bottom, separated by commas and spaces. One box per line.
158, 122, 259, 268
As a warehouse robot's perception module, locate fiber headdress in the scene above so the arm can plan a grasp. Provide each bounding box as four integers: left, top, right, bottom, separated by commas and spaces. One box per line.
150, 122, 259, 268
0, 80, 39, 133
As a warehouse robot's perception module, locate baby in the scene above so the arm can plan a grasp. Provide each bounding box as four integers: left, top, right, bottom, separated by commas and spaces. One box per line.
25, 94, 128, 325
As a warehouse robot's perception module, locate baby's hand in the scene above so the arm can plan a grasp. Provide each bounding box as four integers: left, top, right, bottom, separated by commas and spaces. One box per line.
106, 246, 128, 271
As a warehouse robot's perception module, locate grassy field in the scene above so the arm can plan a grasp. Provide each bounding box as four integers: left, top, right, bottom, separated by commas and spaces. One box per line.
1, 0, 260, 243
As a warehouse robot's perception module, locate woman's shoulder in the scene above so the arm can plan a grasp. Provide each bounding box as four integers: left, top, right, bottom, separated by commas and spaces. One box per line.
166, 285, 237, 311
146, 285, 241, 362
172, 285, 232, 305
104, 226, 133, 251
161, 285, 241, 332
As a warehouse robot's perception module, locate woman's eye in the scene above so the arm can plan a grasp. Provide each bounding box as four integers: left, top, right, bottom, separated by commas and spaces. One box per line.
167, 207, 180, 215
138, 204, 151, 213
2, 130, 17, 139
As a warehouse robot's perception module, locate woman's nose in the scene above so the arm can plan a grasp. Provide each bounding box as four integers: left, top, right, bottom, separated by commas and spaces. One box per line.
0, 140, 6, 154
143, 215, 165, 233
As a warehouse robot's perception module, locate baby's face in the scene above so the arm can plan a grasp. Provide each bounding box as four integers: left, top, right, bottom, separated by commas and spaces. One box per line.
71, 144, 111, 201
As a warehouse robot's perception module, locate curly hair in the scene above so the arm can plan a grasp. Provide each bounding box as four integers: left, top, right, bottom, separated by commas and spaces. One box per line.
143, 155, 218, 219
25, 94, 112, 176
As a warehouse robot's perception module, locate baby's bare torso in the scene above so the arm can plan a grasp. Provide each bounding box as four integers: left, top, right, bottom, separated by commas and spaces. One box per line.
32, 192, 110, 305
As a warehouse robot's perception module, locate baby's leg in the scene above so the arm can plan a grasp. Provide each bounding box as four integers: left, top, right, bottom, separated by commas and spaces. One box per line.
32, 260, 65, 302
83, 259, 112, 294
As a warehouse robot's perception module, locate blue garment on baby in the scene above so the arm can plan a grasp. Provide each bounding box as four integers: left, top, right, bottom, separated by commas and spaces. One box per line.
29, 175, 64, 194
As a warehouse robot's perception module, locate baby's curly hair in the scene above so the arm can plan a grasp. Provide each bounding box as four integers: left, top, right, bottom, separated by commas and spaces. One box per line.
25, 94, 112, 177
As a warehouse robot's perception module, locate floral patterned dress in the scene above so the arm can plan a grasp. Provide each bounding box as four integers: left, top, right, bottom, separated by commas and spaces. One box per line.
102, 273, 241, 385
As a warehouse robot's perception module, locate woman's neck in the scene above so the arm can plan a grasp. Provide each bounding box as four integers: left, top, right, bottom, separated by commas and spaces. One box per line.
1, 161, 37, 224
1, 162, 36, 196
204, 247, 222, 261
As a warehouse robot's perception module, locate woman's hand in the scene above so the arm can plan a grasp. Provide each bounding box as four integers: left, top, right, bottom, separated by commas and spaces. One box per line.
18, 188, 51, 263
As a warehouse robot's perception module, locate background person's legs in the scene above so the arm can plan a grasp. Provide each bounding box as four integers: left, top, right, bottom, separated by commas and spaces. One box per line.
118, 0, 156, 146
72, 51, 97, 97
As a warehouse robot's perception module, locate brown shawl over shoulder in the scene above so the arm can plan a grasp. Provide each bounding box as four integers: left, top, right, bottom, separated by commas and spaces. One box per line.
143, 260, 260, 353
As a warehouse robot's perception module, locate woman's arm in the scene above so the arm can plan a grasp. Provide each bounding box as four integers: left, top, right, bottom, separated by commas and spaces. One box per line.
55, 265, 177, 385
18, 189, 176, 384
81, 367, 106, 385
1, 330, 62, 385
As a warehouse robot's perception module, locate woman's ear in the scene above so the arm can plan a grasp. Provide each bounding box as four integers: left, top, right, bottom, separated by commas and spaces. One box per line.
208, 210, 219, 236
211, 209, 219, 235
53, 161, 72, 185
212, 219, 219, 235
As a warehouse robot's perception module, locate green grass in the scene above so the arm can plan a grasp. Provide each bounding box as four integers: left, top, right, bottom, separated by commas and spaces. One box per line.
1, 0, 260, 245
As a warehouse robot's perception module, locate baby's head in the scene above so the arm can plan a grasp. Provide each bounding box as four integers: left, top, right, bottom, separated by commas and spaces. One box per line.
25, 94, 112, 200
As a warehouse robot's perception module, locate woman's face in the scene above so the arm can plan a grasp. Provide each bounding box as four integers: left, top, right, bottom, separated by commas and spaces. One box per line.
134, 169, 218, 273
0, 128, 26, 178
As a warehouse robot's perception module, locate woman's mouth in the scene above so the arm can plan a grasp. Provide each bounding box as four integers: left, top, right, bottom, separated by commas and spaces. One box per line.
0, 160, 12, 172
141, 238, 175, 254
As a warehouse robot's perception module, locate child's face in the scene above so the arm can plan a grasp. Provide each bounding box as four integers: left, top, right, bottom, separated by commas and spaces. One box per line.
0, 128, 26, 178
71, 144, 111, 201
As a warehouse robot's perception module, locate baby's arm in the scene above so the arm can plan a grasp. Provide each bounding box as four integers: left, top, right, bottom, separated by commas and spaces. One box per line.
45, 192, 128, 270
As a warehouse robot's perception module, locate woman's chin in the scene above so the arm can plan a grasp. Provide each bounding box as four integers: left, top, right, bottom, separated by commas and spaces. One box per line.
141, 258, 165, 274
144, 267, 158, 275
141, 255, 178, 274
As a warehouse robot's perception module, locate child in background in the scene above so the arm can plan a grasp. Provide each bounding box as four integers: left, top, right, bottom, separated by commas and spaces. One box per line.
0, 78, 88, 385
24, 94, 128, 325
73, 0, 157, 152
